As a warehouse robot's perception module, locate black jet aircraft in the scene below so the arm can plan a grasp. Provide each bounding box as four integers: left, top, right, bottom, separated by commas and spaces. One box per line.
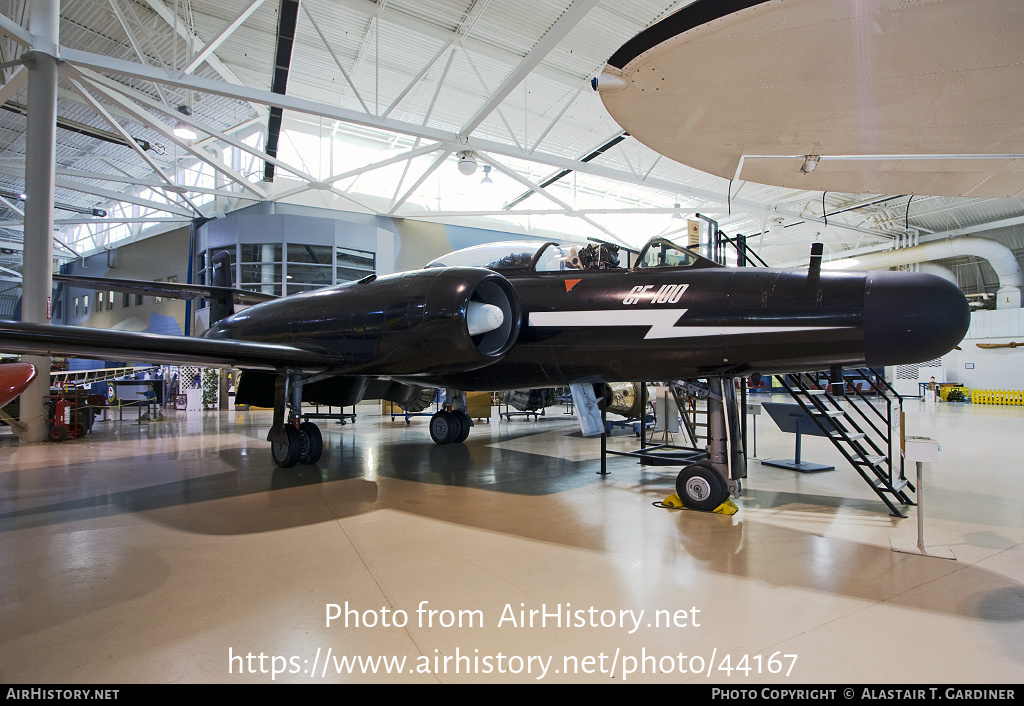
0, 237, 969, 510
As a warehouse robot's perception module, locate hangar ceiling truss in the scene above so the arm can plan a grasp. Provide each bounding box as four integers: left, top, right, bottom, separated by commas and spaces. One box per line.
0, 0, 1019, 292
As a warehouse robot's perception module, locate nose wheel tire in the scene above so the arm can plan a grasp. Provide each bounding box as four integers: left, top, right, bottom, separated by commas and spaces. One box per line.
675, 461, 730, 512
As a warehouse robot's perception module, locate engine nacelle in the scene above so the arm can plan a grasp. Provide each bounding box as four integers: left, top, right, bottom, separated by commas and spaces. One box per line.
205, 267, 521, 376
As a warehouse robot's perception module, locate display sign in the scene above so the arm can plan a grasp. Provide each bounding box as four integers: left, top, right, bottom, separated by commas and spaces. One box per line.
687, 219, 700, 247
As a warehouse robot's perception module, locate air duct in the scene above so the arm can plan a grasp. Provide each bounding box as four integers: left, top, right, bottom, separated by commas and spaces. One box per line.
916, 263, 957, 285
823, 237, 1022, 308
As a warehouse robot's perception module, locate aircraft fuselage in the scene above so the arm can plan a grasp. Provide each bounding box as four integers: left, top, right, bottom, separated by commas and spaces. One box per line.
206, 261, 969, 391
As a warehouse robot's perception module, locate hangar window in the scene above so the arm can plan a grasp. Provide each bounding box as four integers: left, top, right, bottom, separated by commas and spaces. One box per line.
286, 244, 332, 294
287, 264, 333, 294
287, 244, 331, 264
236, 244, 280, 296
336, 247, 374, 283
200, 241, 376, 301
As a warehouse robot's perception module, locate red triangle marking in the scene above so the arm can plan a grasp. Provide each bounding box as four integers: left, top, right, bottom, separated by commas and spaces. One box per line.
565, 279, 581, 292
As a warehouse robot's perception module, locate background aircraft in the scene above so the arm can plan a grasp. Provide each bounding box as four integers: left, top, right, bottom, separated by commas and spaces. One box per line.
0, 362, 36, 408
0, 237, 969, 510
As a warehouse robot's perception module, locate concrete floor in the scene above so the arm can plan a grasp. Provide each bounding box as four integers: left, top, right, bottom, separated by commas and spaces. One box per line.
1, 396, 1022, 684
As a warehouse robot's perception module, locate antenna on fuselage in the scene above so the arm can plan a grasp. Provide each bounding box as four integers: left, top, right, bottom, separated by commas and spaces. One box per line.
808, 242, 823, 278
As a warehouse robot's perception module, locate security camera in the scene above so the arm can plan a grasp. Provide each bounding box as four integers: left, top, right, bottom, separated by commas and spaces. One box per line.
457, 151, 478, 176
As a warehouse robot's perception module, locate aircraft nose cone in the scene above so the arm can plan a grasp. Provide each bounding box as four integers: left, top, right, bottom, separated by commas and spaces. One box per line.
863, 271, 970, 366
466, 301, 505, 336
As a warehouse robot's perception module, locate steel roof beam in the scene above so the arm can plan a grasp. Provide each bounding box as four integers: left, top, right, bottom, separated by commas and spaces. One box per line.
330, 0, 588, 87
183, 0, 268, 74
300, 3, 371, 116
0, 12, 32, 48
140, 0, 249, 87
457, 0, 600, 141
61, 47, 892, 241
63, 70, 205, 216
78, 66, 316, 184
106, 0, 173, 107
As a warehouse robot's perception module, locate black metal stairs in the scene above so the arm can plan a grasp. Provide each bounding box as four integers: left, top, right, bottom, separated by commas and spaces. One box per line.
775, 369, 915, 517
668, 381, 709, 449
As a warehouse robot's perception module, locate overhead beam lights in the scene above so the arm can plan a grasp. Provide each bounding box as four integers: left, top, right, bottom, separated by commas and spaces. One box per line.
172, 105, 198, 140
0, 189, 105, 217
1, 100, 153, 151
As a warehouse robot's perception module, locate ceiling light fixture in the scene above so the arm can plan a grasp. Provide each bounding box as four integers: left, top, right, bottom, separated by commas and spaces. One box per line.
172, 105, 198, 140
480, 164, 493, 185
800, 155, 820, 173
0, 190, 105, 217
671, 202, 683, 219
457, 151, 478, 176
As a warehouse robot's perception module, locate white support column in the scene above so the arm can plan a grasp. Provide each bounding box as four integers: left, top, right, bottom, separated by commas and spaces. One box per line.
20, 0, 60, 443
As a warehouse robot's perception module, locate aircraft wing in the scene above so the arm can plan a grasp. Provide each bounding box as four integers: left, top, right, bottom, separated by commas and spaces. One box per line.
0, 362, 36, 407
0, 321, 336, 373
52, 274, 277, 305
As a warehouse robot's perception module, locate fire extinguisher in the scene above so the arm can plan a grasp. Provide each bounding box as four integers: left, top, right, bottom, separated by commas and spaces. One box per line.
49, 398, 71, 442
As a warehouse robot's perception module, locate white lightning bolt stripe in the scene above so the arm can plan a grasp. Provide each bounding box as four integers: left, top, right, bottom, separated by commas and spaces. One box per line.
529, 310, 855, 340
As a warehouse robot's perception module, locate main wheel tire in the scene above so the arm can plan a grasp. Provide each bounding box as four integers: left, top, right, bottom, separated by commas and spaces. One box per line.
675, 461, 730, 512
271, 426, 302, 468
298, 421, 323, 464
451, 410, 472, 443
429, 411, 461, 445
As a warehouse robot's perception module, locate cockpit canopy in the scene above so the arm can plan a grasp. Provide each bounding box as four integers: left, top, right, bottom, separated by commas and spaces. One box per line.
426, 236, 719, 273
426, 241, 546, 271
635, 237, 717, 269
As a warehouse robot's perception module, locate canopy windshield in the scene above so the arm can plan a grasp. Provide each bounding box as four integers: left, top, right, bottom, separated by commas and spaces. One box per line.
635, 237, 718, 269
427, 241, 579, 272
427, 237, 718, 273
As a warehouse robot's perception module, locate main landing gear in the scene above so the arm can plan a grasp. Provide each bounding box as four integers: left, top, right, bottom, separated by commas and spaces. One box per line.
673, 377, 745, 512
270, 421, 324, 468
675, 461, 730, 512
268, 372, 324, 468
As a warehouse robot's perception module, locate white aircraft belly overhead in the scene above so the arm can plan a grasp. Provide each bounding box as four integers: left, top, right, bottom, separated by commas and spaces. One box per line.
595, 0, 1024, 198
